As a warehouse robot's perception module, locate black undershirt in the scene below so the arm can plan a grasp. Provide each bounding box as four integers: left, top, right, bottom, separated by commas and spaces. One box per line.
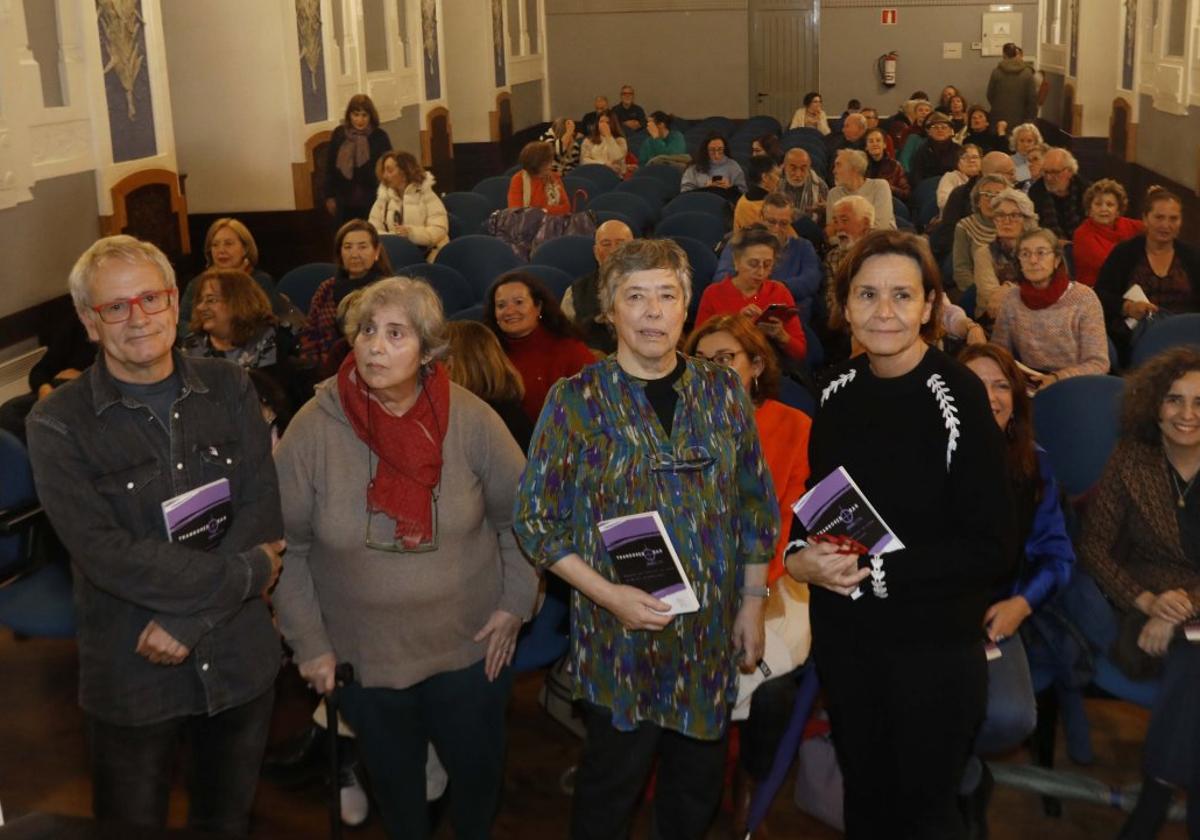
637, 355, 684, 437
1167, 464, 1200, 567
114, 370, 182, 430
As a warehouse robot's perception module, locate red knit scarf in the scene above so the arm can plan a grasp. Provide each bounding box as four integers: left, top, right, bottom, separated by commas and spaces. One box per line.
337, 353, 450, 547
1019, 264, 1071, 310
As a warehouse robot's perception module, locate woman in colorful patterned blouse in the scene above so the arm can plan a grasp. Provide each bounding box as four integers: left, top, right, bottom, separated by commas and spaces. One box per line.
513, 238, 778, 839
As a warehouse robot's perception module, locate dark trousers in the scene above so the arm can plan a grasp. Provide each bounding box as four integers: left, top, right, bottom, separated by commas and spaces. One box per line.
570, 702, 728, 840
86, 687, 274, 836
338, 659, 512, 840
816, 636, 986, 840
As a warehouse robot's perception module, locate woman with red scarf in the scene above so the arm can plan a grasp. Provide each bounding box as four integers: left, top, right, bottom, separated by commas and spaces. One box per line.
1072, 179, 1145, 287
272, 277, 537, 839
991, 228, 1110, 392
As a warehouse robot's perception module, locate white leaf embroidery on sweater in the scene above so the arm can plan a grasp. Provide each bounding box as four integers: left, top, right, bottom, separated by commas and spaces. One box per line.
820, 369, 857, 405
926, 373, 960, 471
870, 554, 888, 599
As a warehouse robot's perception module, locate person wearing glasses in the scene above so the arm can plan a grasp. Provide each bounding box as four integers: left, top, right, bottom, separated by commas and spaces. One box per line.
612, 84, 646, 132
513, 238, 779, 839
972, 188, 1039, 320
951, 174, 1007, 293
721, 193, 822, 318
990, 228, 1109, 391
272, 276, 537, 839
26, 236, 286, 834
1028, 148, 1090, 241
698, 224, 808, 364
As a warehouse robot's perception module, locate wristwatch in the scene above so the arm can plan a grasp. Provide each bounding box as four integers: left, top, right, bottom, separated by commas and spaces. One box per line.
741, 585, 770, 598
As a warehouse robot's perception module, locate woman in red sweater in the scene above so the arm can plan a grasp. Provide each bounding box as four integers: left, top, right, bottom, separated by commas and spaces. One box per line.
484, 271, 596, 423
694, 225, 807, 363
507, 141, 571, 216
685, 312, 811, 837
1072, 179, 1144, 287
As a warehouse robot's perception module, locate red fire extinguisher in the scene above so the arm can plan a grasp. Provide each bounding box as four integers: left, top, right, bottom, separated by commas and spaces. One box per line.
877, 52, 898, 87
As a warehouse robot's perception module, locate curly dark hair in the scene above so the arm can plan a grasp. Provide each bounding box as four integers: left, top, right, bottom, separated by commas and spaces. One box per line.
692, 132, 730, 174
483, 271, 580, 342
1121, 346, 1200, 444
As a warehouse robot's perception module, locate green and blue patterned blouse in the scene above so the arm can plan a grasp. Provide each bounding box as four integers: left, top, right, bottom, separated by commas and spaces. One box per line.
513, 355, 778, 740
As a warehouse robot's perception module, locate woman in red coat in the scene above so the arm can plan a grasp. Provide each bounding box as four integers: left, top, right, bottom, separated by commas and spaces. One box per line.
508, 141, 571, 216
1072, 179, 1144, 287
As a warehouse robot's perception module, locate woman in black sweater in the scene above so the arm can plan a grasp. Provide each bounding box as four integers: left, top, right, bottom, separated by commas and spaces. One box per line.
325, 94, 393, 226
786, 230, 1012, 838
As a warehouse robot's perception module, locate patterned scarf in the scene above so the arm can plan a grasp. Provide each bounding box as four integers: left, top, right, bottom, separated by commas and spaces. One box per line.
337, 354, 450, 547
1035, 177, 1087, 238
335, 126, 372, 180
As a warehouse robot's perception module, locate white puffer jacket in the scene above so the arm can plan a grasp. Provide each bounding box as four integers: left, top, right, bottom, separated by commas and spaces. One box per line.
368, 171, 450, 258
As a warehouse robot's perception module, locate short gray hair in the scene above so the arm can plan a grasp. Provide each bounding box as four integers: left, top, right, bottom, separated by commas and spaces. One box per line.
1044, 146, 1078, 173
1018, 227, 1063, 259
599, 239, 692, 316
1009, 122, 1044, 151
832, 194, 875, 226
991, 188, 1039, 230
68, 235, 176, 310
969, 174, 1010, 209
844, 113, 867, 130
343, 276, 449, 364
837, 149, 868, 176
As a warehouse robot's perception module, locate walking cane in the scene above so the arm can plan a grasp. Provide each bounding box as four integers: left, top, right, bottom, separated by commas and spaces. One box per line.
325, 662, 356, 840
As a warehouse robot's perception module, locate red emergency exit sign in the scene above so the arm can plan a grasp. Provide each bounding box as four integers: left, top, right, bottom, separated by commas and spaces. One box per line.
881, 8, 897, 24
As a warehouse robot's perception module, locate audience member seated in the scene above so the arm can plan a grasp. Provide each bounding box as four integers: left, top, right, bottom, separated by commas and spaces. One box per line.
824, 194, 875, 280
936, 85, 960, 114
864, 127, 910, 202
540, 117, 581, 173
561, 219, 634, 353
789, 91, 831, 134
973, 188, 1039, 319
580, 111, 629, 177
718, 194, 822, 317
951, 175, 1007, 292
325, 93, 393, 226
684, 313, 811, 837
884, 95, 929, 151
777, 148, 829, 223
1029, 148, 1090, 241
681, 132, 746, 201
1018, 143, 1048, 193
909, 113, 960, 186
961, 106, 1008, 154
933, 151, 1017, 262
1007, 122, 1043, 183
368, 150, 449, 259
991, 228, 1109, 390
826, 149, 896, 231
639, 111, 687, 166
180, 217, 285, 327
956, 342, 1075, 835
824, 112, 868, 164
612, 84, 646, 132
508, 141, 571, 216
937, 144, 983, 211
751, 133, 784, 165
445, 320, 534, 451
734, 155, 783, 231
1072, 179, 1145, 287
696, 225, 807, 364
896, 99, 934, 172
273, 277, 536, 840
1077, 347, 1200, 839
299, 220, 393, 369
945, 94, 969, 135
0, 316, 93, 444
182, 268, 310, 413
579, 95, 608, 138
1096, 187, 1200, 346
484, 271, 596, 423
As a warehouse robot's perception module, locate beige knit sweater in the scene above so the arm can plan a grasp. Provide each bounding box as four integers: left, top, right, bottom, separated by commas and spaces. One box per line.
990, 281, 1110, 379
271, 378, 537, 689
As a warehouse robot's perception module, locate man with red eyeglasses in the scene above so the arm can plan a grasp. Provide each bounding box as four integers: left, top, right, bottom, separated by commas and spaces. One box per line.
26, 235, 286, 834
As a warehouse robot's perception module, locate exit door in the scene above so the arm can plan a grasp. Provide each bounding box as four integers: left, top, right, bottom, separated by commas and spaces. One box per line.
749, 0, 819, 124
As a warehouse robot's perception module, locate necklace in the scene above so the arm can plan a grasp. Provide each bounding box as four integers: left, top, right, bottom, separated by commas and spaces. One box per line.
1168, 465, 1198, 508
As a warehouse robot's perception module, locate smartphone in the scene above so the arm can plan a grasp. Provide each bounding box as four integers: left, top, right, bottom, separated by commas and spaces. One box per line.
755, 304, 800, 323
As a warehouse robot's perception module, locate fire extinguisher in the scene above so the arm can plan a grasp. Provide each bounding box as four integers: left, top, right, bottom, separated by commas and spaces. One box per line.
877, 52, 898, 87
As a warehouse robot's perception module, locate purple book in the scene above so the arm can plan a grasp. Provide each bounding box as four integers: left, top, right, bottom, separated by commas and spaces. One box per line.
161, 478, 232, 551
793, 467, 903, 557
597, 511, 699, 615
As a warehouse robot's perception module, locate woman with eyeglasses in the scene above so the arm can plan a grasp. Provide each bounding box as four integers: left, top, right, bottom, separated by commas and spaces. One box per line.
951, 175, 1007, 294
272, 277, 537, 840
684, 313, 811, 837
937, 144, 983, 212
681, 132, 747, 201
991, 227, 1109, 391
784, 230, 1010, 837
972, 188, 1039, 320
695, 225, 807, 364
514, 239, 778, 839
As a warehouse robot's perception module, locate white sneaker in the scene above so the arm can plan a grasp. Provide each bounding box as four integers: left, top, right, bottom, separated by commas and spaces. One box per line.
340, 773, 370, 827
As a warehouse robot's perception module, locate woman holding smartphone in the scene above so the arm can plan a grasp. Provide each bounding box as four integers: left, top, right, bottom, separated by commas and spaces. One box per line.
693, 225, 807, 364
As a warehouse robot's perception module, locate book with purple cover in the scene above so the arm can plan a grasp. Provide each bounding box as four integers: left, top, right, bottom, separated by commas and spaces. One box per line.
793, 466, 903, 557
161, 478, 232, 551
597, 511, 699, 615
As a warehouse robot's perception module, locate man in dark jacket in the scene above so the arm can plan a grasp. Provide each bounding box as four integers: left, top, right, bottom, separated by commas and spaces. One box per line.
1028, 147, 1090, 240
987, 43, 1038, 130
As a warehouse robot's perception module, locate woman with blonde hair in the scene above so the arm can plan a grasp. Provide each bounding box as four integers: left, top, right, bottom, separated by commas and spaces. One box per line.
445, 320, 533, 451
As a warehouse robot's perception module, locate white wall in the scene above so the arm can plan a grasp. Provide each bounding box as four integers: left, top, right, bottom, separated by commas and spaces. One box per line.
443, 0, 497, 142
546, 3, 749, 120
